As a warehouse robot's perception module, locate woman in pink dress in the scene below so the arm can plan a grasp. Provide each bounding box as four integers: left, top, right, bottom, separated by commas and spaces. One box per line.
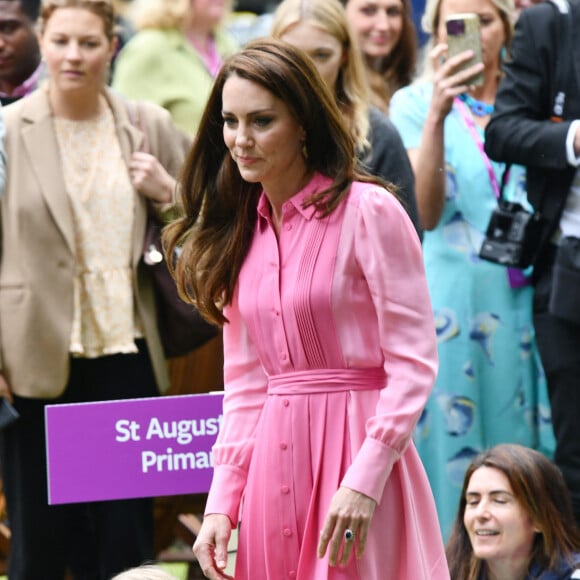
165, 38, 449, 579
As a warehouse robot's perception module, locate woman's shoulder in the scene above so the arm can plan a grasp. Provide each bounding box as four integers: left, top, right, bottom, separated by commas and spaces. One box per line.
118, 28, 183, 58
214, 26, 239, 57
530, 553, 580, 579
343, 180, 419, 244
368, 106, 397, 134
367, 106, 405, 148
561, 553, 580, 579
390, 80, 433, 108
346, 180, 400, 213
107, 88, 189, 148
1, 88, 49, 128
389, 81, 434, 130
107, 88, 169, 121
2, 95, 27, 126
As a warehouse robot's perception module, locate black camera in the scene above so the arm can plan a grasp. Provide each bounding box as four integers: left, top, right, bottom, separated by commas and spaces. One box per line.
479, 201, 543, 269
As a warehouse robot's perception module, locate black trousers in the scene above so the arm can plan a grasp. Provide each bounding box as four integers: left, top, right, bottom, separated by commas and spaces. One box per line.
534, 257, 580, 526
0, 341, 158, 580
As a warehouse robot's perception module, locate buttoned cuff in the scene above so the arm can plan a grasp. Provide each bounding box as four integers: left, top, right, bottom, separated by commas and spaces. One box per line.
340, 437, 400, 504
566, 120, 580, 167
204, 464, 247, 528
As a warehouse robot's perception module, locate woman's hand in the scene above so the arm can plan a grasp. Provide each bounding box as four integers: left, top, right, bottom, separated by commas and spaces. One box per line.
317, 486, 377, 567
192, 514, 235, 580
129, 152, 175, 204
429, 42, 485, 122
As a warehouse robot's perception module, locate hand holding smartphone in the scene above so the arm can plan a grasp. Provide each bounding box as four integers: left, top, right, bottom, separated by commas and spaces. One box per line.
445, 13, 484, 87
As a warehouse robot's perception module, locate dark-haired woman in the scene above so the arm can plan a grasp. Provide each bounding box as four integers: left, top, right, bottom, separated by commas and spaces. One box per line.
165, 38, 448, 579
341, 0, 417, 113
447, 444, 580, 580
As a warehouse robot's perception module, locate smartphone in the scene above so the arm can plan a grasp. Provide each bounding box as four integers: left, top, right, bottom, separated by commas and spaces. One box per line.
445, 13, 484, 87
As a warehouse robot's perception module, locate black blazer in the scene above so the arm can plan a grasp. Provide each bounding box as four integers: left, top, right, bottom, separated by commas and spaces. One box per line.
485, 0, 580, 272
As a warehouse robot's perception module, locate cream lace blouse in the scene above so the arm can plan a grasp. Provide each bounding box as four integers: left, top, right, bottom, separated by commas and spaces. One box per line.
54, 105, 142, 358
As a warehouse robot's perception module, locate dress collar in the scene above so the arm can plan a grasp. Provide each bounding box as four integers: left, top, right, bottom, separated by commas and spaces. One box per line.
256, 173, 334, 227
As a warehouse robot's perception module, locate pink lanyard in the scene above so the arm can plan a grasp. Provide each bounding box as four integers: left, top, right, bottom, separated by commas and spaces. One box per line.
455, 98, 529, 288
454, 97, 501, 199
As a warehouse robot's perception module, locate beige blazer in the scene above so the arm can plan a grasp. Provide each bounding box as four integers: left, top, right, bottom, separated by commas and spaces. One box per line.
0, 88, 191, 398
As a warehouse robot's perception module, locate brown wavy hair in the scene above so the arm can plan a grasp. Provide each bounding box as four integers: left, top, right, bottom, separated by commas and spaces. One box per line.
164, 38, 380, 326
341, 0, 417, 113
446, 444, 580, 580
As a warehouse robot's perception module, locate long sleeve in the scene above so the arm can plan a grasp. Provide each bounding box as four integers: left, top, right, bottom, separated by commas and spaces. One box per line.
204, 286, 269, 526
340, 186, 438, 502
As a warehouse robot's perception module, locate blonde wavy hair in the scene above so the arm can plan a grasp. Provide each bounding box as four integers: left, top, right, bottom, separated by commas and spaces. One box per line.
271, 0, 370, 154
130, 0, 233, 31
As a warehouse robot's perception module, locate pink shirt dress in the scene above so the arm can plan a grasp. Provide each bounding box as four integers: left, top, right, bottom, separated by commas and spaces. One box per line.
205, 174, 450, 579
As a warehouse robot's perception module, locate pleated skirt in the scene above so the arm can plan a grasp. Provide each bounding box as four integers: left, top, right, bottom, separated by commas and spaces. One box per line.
234, 388, 450, 579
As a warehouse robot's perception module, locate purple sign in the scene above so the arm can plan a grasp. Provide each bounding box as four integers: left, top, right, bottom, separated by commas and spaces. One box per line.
45, 392, 224, 505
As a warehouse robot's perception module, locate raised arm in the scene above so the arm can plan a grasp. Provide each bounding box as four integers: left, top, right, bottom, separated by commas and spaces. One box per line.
396, 45, 484, 230
485, 5, 572, 169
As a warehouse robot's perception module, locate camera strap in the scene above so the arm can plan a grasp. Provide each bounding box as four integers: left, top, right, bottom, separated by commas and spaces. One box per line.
457, 98, 531, 287
454, 97, 504, 199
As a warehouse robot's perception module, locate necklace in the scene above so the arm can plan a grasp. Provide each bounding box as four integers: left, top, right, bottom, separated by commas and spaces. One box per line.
458, 93, 495, 117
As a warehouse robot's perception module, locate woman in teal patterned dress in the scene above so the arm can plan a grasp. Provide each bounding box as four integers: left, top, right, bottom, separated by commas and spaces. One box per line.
389, 0, 554, 538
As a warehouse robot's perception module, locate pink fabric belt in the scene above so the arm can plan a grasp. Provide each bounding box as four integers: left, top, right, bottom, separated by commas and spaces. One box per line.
267, 368, 385, 395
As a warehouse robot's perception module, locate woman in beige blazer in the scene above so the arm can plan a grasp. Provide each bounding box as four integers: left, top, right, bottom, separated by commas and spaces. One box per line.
0, 0, 190, 577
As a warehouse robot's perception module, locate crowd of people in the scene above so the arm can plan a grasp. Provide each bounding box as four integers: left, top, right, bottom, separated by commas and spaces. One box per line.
390, 0, 554, 536
0, 0, 580, 578
0, 0, 189, 577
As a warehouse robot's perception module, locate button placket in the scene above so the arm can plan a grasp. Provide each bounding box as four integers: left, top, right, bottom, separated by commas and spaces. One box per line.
266, 223, 291, 369
278, 394, 298, 576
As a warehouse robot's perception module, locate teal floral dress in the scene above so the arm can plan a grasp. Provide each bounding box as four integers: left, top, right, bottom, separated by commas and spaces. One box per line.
390, 82, 555, 538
